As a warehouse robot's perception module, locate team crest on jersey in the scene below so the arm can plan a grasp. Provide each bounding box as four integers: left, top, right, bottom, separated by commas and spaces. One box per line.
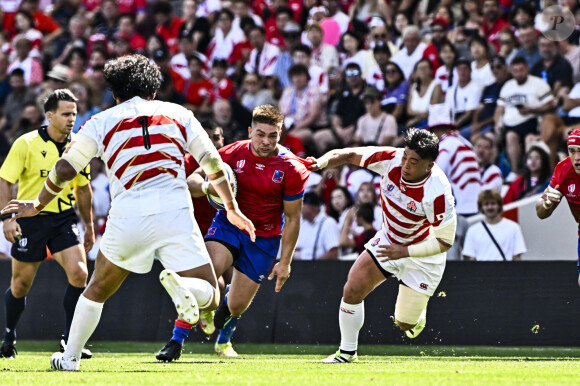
208, 227, 216, 236
407, 201, 417, 213
272, 170, 284, 183
569, 184, 576, 194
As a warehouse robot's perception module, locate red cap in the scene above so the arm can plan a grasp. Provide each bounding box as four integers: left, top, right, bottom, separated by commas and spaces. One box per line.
568, 128, 580, 147
431, 18, 449, 30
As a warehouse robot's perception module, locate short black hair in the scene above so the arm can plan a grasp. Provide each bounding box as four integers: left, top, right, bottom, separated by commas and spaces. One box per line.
43, 89, 78, 113
152, 1, 172, 15
288, 63, 310, 80
10, 68, 25, 78
217, 8, 234, 21
275, 6, 294, 18
291, 44, 311, 56
510, 56, 528, 66
356, 203, 375, 224
104, 54, 161, 102
212, 58, 228, 69
403, 128, 439, 161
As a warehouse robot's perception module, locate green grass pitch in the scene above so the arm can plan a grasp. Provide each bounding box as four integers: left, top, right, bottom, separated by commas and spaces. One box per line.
1, 342, 580, 385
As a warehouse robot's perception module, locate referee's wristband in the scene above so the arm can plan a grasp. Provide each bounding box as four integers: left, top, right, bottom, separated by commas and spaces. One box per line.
1, 213, 13, 221
33, 199, 45, 212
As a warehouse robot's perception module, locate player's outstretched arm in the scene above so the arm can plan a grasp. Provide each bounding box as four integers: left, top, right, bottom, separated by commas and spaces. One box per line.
269, 198, 302, 292
306, 148, 366, 171
536, 185, 562, 219
186, 167, 207, 198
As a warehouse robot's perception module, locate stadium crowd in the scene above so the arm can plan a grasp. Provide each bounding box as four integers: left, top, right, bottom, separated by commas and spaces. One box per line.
1, 0, 580, 261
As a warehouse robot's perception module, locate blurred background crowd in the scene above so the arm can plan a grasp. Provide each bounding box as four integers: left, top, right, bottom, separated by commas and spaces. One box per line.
0, 0, 579, 261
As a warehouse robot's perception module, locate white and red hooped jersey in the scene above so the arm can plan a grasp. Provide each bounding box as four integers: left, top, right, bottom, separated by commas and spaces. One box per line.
481, 164, 503, 193
360, 147, 456, 263
244, 42, 280, 77
436, 132, 482, 215
79, 97, 209, 217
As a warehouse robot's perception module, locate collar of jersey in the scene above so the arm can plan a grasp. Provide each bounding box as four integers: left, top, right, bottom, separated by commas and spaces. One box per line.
38, 125, 71, 145
400, 171, 431, 187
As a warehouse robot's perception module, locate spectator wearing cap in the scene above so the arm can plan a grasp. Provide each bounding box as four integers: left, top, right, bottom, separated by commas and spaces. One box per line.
392, 26, 427, 80
245, 26, 280, 77
339, 30, 367, 73
481, 0, 509, 52
46, 64, 70, 88
20, 0, 62, 45
365, 42, 391, 92
434, 39, 459, 95
428, 103, 482, 260
279, 63, 326, 149
407, 59, 444, 130
116, 13, 146, 53
513, 24, 541, 69
313, 62, 366, 154
324, 0, 350, 35
307, 23, 339, 74
7, 37, 43, 86
294, 192, 339, 260
444, 57, 483, 135
475, 133, 504, 193
352, 85, 397, 146
265, 6, 294, 48
422, 18, 448, 71
153, 2, 185, 55
273, 21, 302, 89
470, 35, 495, 87
206, 9, 246, 65
495, 56, 554, 179
181, 0, 212, 54
531, 36, 574, 99
470, 54, 510, 140
292, 44, 329, 97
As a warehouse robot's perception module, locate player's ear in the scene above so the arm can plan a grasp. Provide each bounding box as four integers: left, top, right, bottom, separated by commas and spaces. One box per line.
426, 161, 434, 172
247, 126, 252, 138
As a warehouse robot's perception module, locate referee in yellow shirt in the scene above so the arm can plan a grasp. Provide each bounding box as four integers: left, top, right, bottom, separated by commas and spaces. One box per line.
0, 89, 94, 359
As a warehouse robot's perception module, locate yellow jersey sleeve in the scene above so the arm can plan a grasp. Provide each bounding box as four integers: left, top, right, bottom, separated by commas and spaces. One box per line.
0, 136, 28, 184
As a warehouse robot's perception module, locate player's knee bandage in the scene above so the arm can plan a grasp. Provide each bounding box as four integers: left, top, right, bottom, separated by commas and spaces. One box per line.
394, 284, 429, 325
61, 133, 98, 173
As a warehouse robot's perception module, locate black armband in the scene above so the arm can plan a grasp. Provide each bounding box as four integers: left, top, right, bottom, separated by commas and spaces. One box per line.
1, 213, 13, 221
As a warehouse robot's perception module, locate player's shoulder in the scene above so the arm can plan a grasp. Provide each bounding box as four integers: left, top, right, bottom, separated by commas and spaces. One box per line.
552, 158, 574, 181
219, 140, 250, 156
13, 129, 40, 145
425, 165, 452, 196
276, 146, 310, 172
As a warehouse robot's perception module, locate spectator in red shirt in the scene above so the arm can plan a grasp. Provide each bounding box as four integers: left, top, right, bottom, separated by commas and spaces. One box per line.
153, 48, 186, 94
116, 13, 146, 53
265, 6, 293, 48
482, 0, 510, 53
153, 1, 184, 55
20, 0, 62, 45
211, 59, 236, 101
183, 54, 214, 115
422, 18, 448, 72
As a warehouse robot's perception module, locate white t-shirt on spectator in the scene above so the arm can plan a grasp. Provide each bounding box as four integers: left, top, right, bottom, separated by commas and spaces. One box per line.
196, 0, 221, 18
471, 62, 495, 87
435, 65, 458, 95
391, 42, 427, 80
295, 212, 339, 260
445, 80, 483, 116
567, 83, 580, 118
497, 75, 553, 126
463, 218, 527, 261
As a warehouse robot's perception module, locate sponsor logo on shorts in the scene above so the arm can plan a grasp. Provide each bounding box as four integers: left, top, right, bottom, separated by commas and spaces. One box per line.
17, 237, 28, 252
371, 238, 380, 247
420, 283, 428, 290
258, 275, 265, 282
340, 307, 355, 314
208, 227, 216, 236
272, 170, 284, 183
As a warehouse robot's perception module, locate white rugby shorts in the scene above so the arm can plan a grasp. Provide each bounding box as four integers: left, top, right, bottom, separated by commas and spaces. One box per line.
364, 229, 446, 297
100, 207, 210, 274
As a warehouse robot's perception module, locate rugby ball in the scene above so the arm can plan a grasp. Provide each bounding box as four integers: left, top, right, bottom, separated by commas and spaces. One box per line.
207, 163, 238, 211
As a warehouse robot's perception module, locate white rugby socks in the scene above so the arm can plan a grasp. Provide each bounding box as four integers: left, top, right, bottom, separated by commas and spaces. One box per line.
178, 277, 215, 309
64, 295, 103, 360
338, 298, 364, 352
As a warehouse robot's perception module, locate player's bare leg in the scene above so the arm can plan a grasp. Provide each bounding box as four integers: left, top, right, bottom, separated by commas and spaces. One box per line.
1, 260, 41, 358
322, 251, 385, 363
214, 269, 260, 357
52, 245, 92, 359
52, 250, 130, 371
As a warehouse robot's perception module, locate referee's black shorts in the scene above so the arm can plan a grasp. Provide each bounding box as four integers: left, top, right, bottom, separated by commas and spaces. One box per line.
11, 209, 81, 262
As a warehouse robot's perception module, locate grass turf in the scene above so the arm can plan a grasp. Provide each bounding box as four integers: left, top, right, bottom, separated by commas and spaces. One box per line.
1, 342, 580, 385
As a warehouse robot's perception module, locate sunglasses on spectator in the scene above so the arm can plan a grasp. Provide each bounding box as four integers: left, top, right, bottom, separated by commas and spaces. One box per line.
345, 69, 360, 77
372, 33, 387, 39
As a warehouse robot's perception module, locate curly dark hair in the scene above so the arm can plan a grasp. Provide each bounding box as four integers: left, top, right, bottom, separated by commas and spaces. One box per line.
104, 54, 161, 102
404, 128, 439, 161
